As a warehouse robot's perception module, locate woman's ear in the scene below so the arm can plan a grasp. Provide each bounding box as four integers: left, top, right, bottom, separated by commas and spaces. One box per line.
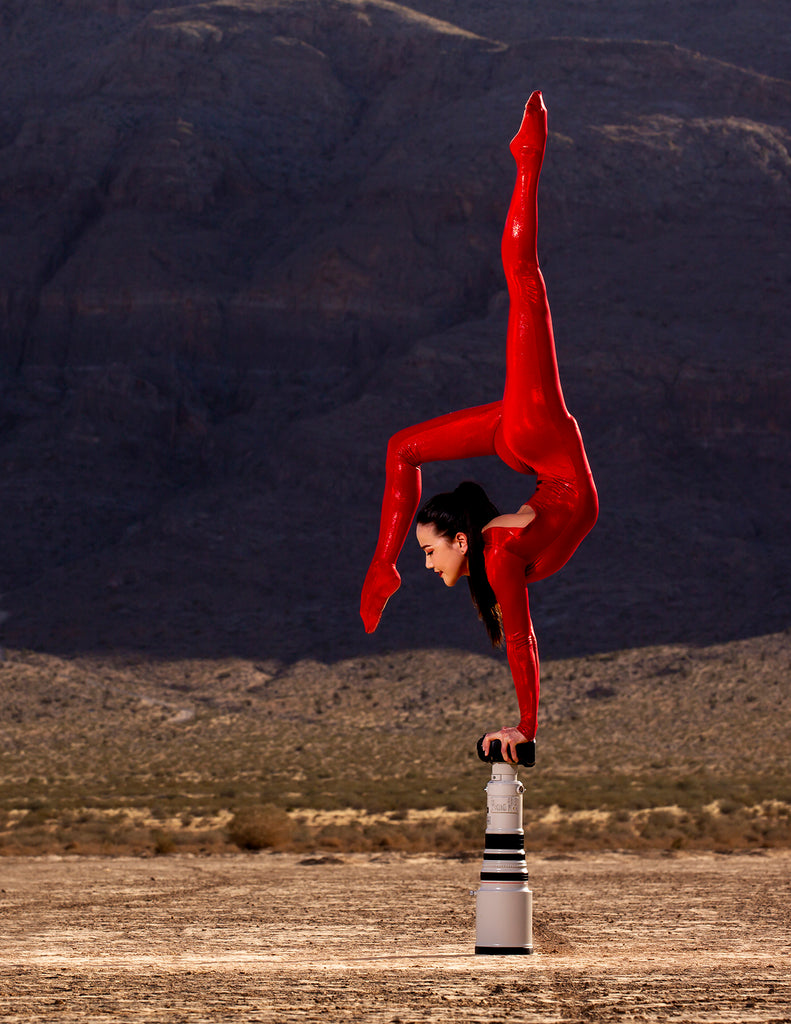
455, 531, 469, 554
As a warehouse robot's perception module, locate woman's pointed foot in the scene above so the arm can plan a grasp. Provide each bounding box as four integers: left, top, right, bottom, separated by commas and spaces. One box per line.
509, 90, 548, 163
360, 561, 401, 633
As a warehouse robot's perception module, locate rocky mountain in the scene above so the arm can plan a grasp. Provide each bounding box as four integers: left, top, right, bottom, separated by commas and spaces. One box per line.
0, 0, 789, 665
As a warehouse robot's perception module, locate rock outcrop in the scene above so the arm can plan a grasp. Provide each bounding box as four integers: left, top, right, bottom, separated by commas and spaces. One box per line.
0, 0, 789, 662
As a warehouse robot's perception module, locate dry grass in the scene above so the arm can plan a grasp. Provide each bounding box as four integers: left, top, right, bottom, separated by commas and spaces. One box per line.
1, 630, 789, 855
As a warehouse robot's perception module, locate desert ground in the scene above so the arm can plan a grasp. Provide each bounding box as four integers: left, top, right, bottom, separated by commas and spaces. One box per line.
2, 850, 789, 1023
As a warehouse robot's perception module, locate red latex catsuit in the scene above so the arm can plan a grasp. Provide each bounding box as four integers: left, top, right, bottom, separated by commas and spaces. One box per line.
360, 92, 598, 742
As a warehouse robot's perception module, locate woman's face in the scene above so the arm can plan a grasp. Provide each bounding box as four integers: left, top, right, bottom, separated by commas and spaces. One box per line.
416, 522, 469, 587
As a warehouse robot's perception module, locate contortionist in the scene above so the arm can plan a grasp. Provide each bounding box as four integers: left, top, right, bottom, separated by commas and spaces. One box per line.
360, 92, 598, 763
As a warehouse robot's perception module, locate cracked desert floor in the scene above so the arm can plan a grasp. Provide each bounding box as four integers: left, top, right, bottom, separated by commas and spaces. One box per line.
1, 849, 789, 1022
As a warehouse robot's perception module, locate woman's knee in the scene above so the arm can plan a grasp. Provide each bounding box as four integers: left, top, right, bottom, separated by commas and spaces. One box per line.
387, 429, 420, 467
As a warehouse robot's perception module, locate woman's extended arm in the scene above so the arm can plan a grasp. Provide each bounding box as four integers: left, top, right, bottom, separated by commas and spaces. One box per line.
481, 534, 539, 761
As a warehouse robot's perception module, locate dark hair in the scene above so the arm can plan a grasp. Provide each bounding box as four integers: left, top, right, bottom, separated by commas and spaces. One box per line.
416, 481, 503, 647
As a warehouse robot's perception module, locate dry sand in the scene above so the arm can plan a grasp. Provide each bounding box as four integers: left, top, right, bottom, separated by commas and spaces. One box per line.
2, 850, 789, 1022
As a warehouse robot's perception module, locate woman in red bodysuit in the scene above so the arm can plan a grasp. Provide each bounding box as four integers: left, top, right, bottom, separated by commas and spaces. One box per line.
360, 92, 598, 762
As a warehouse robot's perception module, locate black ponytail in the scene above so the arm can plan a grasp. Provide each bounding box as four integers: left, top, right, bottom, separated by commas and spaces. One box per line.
416, 481, 503, 647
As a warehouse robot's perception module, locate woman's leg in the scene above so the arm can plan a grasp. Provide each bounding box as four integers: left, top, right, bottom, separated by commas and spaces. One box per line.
500, 91, 571, 468
497, 93, 599, 572
361, 401, 503, 632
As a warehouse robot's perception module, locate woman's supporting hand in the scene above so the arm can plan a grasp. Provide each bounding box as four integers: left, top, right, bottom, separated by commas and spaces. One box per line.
360, 560, 401, 633
482, 725, 530, 764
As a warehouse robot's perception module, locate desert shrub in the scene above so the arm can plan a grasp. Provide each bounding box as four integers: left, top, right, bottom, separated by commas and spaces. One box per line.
313, 824, 359, 851
152, 829, 177, 855
227, 805, 294, 850
19, 802, 54, 826
637, 809, 681, 841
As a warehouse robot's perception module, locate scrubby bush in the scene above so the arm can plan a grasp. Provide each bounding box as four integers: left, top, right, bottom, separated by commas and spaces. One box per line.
227, 805, 294, 850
